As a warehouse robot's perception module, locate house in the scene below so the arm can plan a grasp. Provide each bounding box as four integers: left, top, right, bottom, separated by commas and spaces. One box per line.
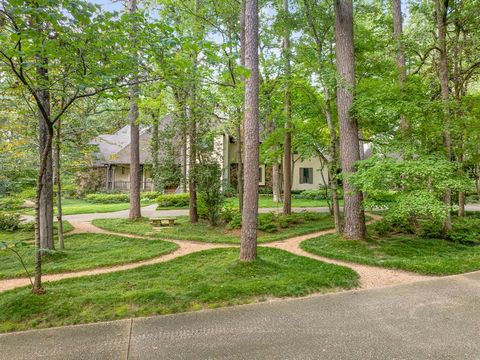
216, 134, 329, 192
88, 115, 176, 192
88, 116, 328, 193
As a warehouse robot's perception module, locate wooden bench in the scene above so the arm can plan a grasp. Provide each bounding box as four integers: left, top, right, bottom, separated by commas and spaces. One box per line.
150, 218, 176, 227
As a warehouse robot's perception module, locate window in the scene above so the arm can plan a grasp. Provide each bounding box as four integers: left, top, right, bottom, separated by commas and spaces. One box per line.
259, 167, 263, 183
121, 166, 125, 175
299, 168, 313, 184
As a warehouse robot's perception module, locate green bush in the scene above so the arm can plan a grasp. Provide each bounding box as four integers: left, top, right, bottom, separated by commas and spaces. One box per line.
141, 191, 161, 201
258, 214, 277, 233
0, 197, 22, 211
157, 193, 189, 208
226, 213, 242, 230
85, 193, 129, 204
197, 163, 225, 226
447, 218, 480, 245
221, 206, 240, 223
0, 213, 21, 231
293, 189, 329, 200
258, 187, 273, 195
418, 220, 443, 239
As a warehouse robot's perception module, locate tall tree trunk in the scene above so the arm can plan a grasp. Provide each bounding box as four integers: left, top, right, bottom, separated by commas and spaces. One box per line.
37, 63, 54, 251
282, 0, 292, 216
33, 129, 52, 294
236, 121, 244, 211
55, 119, 64, 250
335, 0, 366, 240
128, 0, 141, 220
435, 0, 452, 231
392, 0, 409, 130
325, 87, 342, 233
240, 0, 259, 261
237, 0, 246, 213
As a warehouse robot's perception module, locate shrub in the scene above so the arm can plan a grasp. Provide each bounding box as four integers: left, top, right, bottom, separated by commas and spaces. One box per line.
257, 213, 278, 233
0, 213, 21, 231
197, 163, 225, 225
293, 189, 328, 200
156, 193, 190, 208
258, 187, 273, 195
418, 220, 443, 239
85, 193, 129, 204
141, 191, 161, 201
221, 206, 239, 223
447, 218, 480, 245
226, 213, 242, 230
0, 197, 22, 211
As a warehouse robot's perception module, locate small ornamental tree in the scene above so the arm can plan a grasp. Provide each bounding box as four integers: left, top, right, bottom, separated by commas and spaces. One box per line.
350, 153, 473, 227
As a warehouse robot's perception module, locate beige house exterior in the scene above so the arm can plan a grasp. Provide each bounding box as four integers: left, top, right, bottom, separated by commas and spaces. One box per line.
90, 121, 328, 193
217, 134, 329, 191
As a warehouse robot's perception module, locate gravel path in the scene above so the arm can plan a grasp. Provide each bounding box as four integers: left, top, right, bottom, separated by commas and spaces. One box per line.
0, 213, 435, 293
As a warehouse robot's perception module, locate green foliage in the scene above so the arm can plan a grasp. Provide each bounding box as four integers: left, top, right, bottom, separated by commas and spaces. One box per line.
197, 163, 225, 225
226, 213, 242, 230
0, 213, 21, 231
446, 217, 480, 245
258, 213, 278, 233
156, 193, 189, 208
293, 189, 330, 200
141, 191, 162, 201
351, 154, 473, 225
85, 193, 129, 204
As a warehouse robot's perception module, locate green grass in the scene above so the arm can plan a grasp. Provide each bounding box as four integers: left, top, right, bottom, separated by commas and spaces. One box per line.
0, 247, 358, 332
0, 233, 178, 279
0, 221, 73, 244
301, 232, 480, 275
24, 198, 154, 216
92, 212, 337, 244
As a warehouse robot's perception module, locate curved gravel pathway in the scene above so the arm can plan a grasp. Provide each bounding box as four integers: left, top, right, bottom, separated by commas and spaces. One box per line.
0, 214, 435, 293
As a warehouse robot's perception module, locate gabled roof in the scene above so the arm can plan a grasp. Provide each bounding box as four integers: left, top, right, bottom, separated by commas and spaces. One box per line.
90, 115, 173, 166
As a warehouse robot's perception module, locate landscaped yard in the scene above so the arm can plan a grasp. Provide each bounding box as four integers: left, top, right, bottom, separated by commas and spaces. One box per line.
301, 232, 480, 276
23, 198, 155, 216
0, 233, 177, 279
92, 212, 337, 244
0, 247, 358, 332
0, 221, 73, 244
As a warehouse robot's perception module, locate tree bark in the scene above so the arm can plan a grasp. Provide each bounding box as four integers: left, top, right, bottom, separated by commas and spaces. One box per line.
240, 0, 259, 261
392, 0, 409, 130
37, 62, 54, 251
33, 130, 52, 294
282, 0, 292, 216
238, 0, 246, 212
55, 119, 64, 250
128, 0, 141, 220
236, 122, 244, 211
325, 87, 342, 233
334, 0, 366, 240
435, 0, 452, 231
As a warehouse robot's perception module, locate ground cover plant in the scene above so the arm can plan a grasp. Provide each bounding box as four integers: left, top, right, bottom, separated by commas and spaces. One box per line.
0, 247, 358, 332
0, 233, 177, 279
301, 214, 480, 276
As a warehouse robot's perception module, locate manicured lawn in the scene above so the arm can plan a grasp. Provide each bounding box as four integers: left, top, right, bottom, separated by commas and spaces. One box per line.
0, 233, 177, 279
24, 198, 155, 216
0, 247, 358, 332
301, 233, 480, 275
0, 221, 73, 244
92, 212, 337, 244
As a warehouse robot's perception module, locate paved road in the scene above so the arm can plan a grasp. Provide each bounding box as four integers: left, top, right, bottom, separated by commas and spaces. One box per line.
1, 271, 479, 360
